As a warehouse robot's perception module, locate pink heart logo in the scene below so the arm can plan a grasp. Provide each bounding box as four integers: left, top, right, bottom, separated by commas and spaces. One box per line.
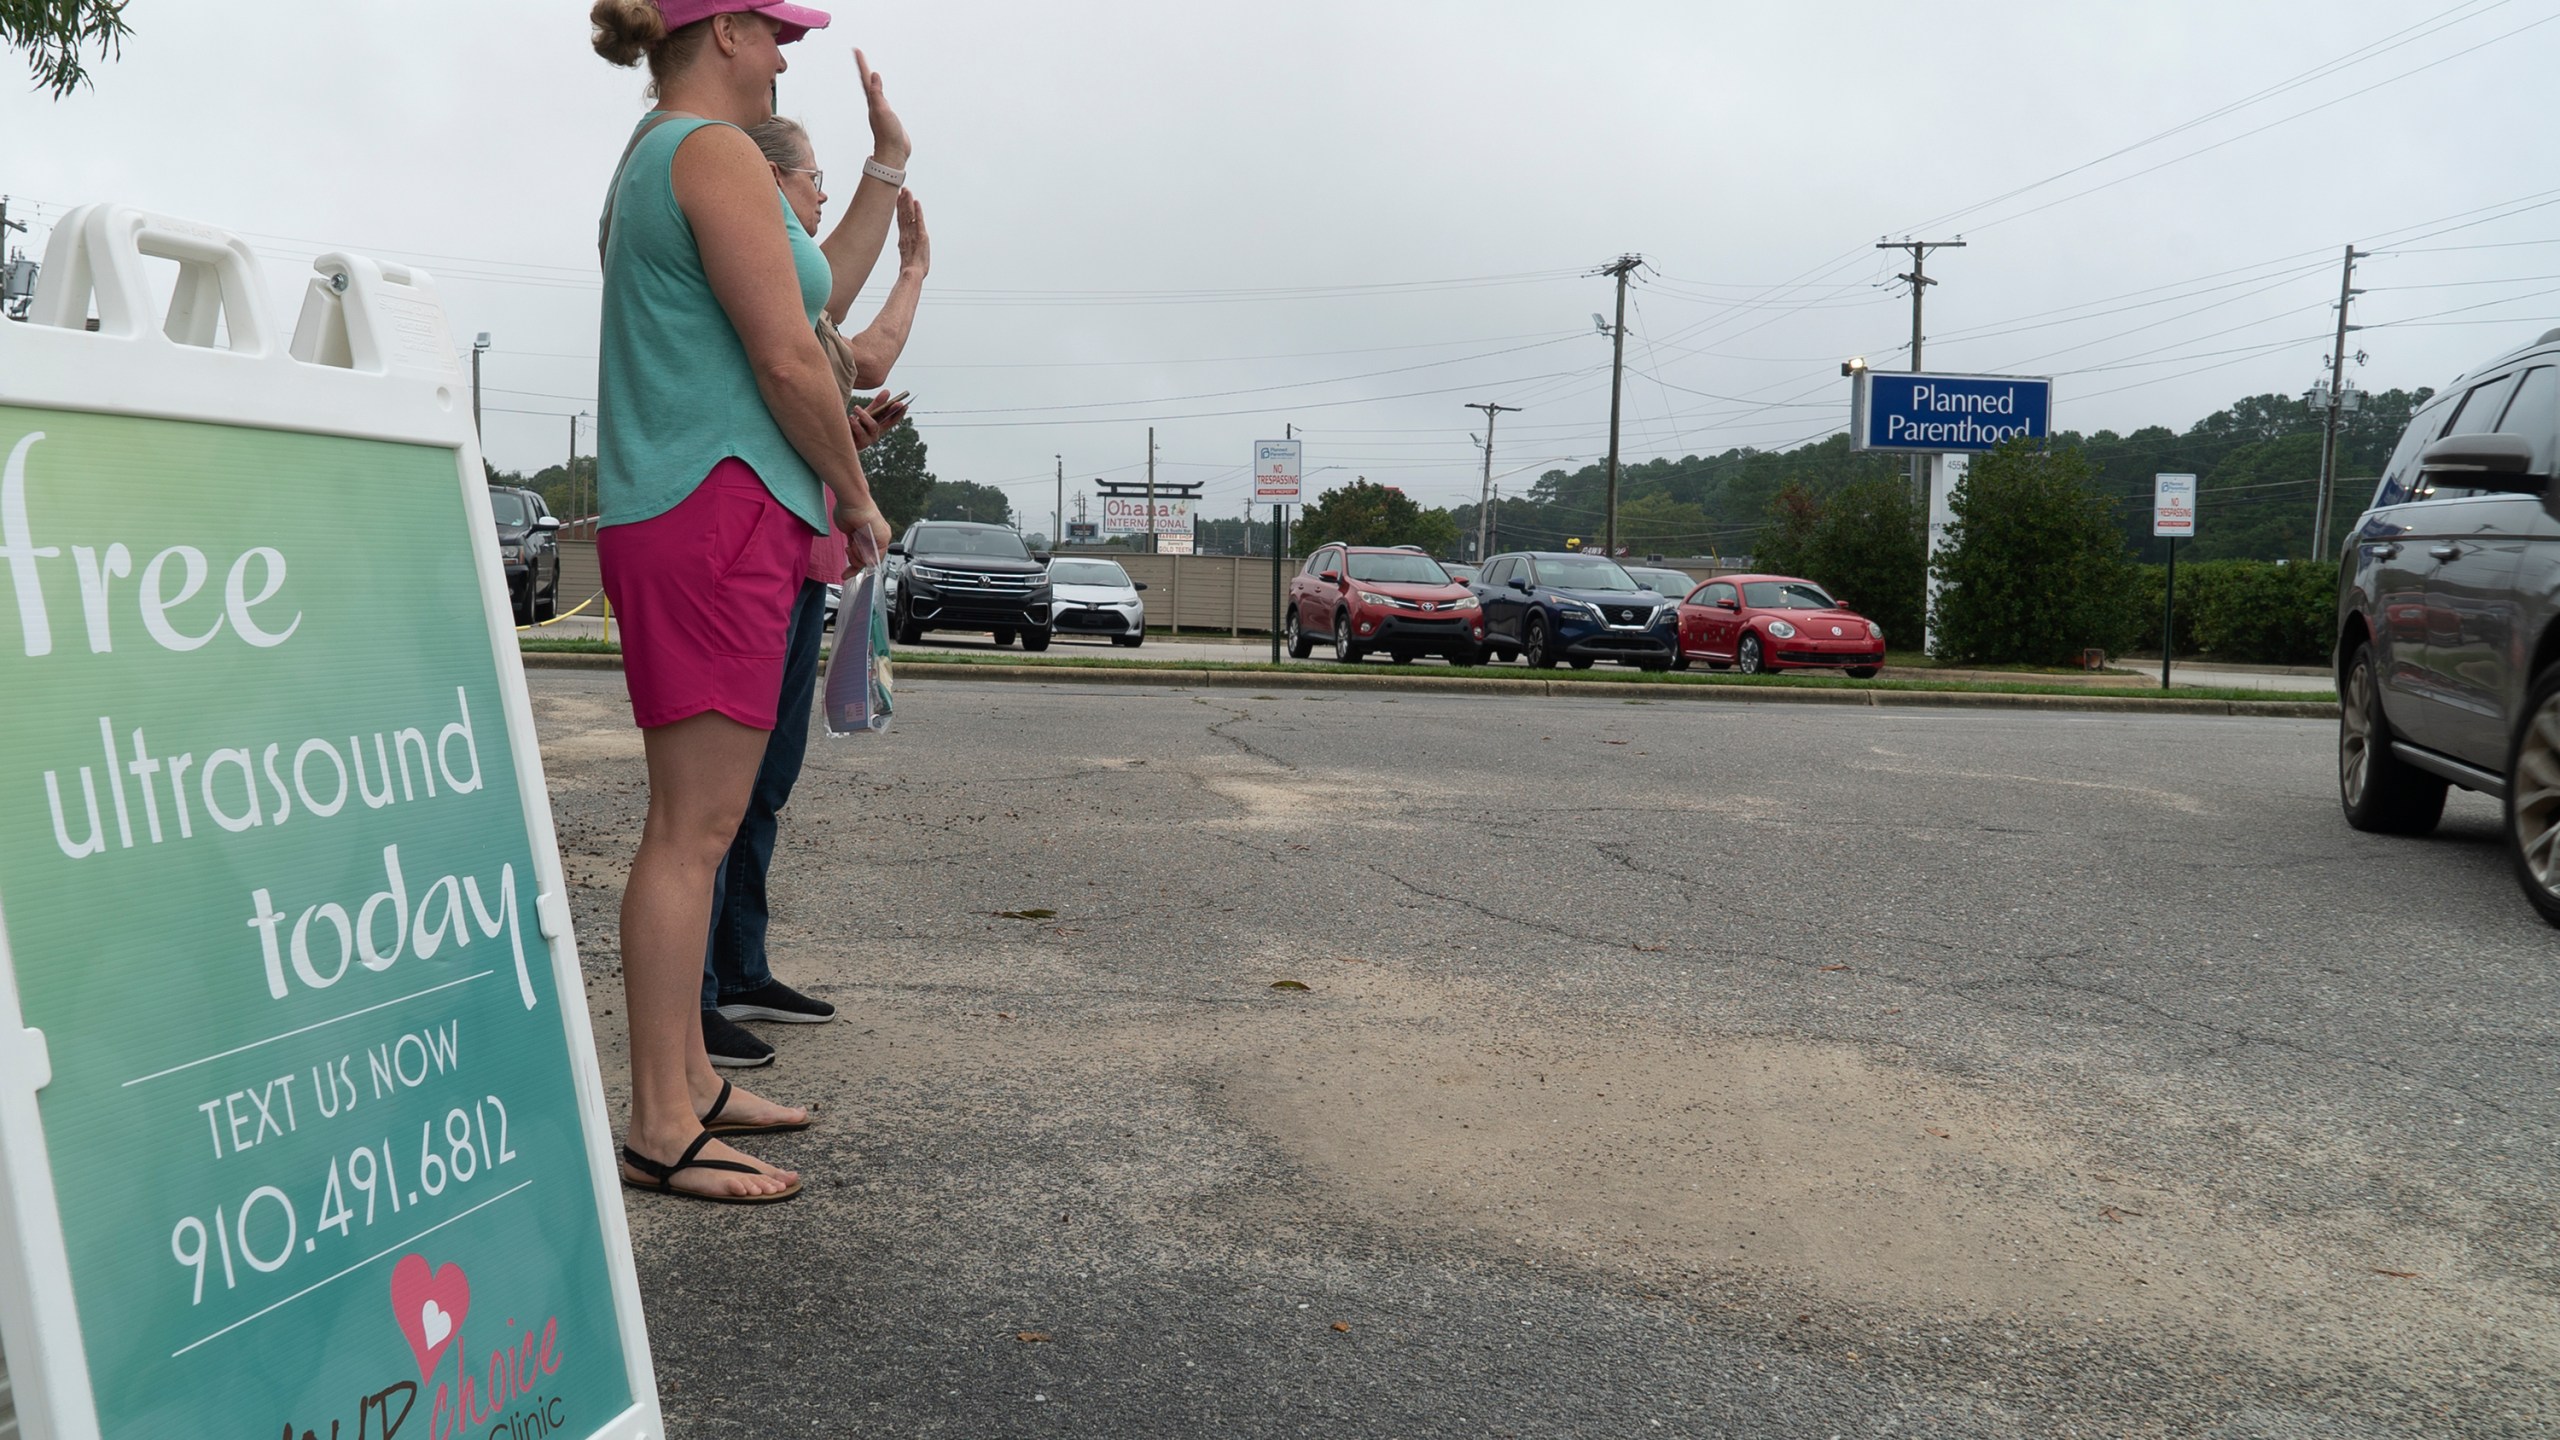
389, 1254, 470, 1385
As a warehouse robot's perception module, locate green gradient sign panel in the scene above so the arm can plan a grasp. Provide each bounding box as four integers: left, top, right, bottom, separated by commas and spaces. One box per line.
0, 407, 631, 1437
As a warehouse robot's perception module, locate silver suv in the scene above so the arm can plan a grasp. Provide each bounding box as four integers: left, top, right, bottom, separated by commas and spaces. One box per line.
2336, 329, 2560, 923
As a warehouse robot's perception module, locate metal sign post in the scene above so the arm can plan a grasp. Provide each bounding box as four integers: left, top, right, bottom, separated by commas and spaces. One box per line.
1255, 441, 1301, 663
2154, 473, 2197, 690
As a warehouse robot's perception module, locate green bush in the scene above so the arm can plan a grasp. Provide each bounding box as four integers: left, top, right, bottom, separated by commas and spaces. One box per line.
1931, 441, 2133, 666
2118, 558, 2337, 664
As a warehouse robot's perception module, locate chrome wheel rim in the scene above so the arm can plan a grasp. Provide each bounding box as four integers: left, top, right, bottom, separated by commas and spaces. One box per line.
1740, 637, 1762, 674
2340, 659, 2375, 807
1526, 620, 1546, 667
1335, 613, 1353, 661
1285, 612, 1298, 649
2514, 693, 2560, 896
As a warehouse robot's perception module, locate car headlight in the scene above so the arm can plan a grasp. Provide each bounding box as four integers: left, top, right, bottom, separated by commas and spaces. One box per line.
1652, 605, 1676, 625
1447, 595, 1480, 612
1356, 590, 1399, 608
1767, 619, 1798, 639
499, 542, 521, 562
1554, 599, 1600, 621
1867, 622, 1883, 642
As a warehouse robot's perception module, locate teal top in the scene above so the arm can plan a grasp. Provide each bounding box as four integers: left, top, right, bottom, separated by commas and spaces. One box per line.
596, 114, 832, 533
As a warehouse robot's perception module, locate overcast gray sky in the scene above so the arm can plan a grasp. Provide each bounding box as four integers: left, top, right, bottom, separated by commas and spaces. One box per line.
10, 1, 2558, 528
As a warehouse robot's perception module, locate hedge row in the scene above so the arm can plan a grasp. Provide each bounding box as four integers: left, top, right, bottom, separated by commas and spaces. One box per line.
2115, 559, 2338, 665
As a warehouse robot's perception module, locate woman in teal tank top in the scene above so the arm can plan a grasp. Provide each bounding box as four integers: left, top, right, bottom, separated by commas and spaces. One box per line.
590, 0, 888, 1204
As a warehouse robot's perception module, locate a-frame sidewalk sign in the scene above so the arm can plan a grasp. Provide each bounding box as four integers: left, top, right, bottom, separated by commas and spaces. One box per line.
0, 205, 660, 1440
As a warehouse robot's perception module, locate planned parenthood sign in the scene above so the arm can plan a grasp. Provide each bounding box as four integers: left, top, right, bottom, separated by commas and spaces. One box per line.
1851, 370, 2052, 455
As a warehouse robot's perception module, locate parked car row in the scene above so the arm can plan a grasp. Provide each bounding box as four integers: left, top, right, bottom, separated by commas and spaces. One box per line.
1281, 544, 1884, 674
845, 521, 1151, 651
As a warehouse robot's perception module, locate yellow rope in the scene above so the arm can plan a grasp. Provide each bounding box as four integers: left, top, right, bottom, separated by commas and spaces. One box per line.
514, 591, 604, 632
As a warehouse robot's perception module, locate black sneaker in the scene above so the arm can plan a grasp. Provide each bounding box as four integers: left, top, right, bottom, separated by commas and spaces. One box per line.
717, 980, 837, 1025
702, 1010, 776, 1068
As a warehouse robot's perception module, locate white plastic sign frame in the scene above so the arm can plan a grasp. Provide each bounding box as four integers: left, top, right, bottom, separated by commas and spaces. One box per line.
0, 204, 661, 1440
2154, 472, 2198, 538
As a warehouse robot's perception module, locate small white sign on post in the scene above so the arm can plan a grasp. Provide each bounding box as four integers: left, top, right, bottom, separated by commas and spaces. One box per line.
2154, 473, 2198, 538
1254, 439, 1302, 502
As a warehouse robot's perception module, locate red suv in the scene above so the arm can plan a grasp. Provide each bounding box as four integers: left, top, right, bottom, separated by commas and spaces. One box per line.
1285, 544, 1485, 664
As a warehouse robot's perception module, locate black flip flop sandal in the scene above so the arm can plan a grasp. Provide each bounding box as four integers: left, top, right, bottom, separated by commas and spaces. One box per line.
699, 1077, 814, 1137
620, 1130, 802, 1205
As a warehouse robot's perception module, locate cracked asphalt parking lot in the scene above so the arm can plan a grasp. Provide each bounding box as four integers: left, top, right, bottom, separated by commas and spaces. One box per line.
531, 670, 2557, 1438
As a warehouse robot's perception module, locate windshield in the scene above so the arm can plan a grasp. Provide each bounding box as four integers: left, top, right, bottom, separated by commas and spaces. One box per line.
1630, 569, 1693, 597
487, 491, 530, 526
1741, 580, 1838, 610
914, 526, 1031, 560
1345, 552, 1450, 584
1048, 559, 1132, 587
1533, 556, 1641, 592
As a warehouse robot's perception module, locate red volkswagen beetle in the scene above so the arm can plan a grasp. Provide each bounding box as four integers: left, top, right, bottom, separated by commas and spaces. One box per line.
1675, 574, 1886, 677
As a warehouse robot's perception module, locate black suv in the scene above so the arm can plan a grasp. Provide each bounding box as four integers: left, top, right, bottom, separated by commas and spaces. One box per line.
886, 521, 1056, 650
2336, 329, 2560, 923
489, 485, 561, 623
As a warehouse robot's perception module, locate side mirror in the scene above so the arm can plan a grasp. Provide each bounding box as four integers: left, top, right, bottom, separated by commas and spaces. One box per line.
1718, 598, 1740, 611
887, 542, 907, 556
1320, 570, 1342, 584
1507, 577, 1530, 592
1134, 581, 1150, 591
533, 515, 562, 532
2421, 433, 2547, 493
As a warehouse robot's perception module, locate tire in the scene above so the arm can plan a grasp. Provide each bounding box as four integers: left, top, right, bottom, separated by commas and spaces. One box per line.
1737, 634, 1766, 675
1113, 634, 1143, 649
1672, 651, 1691, 672
893, 604, 924, 646
993, 628, 1016, 646
2507, 660, 2560, 925
1449, 646, 1484, 667
1021, 627, 1052, 653
1846, 665, 1880, 679
512, 586, 532, 627
1333, 610, 1367, 664
1285, 609, 1315, 659
2338, 641, 2448, 835
1522, 615, 1558, 669
1390, 651, 1414, 665
1569, 657, 1594, 670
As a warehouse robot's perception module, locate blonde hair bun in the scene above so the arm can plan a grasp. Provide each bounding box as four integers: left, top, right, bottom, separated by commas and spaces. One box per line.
590, 0, 667, 67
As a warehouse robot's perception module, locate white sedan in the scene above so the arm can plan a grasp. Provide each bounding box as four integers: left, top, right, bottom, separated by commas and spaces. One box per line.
1045, 557, 1149, 647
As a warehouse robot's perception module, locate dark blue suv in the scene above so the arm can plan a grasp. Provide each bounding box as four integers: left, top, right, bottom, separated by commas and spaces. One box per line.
1473, 551, 1680, 670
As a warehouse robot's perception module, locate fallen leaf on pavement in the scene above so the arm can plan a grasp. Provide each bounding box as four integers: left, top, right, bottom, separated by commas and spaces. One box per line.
1016, 1331, 1051, 1344
1924, 1127, 1951, 1139
1270, 980, 1311, 991
2372, 1268, 2421, 1279
1819, 964, 1850, 972
996, 908, 1058, 920
1331, 1322, 1351, 1333
1601, 739, 1629, 745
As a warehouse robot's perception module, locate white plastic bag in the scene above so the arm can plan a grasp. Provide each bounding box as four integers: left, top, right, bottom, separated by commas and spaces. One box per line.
823, 564, 894, 737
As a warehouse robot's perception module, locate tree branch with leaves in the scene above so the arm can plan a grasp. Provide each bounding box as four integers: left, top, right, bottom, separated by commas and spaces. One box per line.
3, 0, 131, 97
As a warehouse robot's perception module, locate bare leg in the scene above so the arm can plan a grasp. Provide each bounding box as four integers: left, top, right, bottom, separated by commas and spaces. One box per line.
621, 710, 806, 1198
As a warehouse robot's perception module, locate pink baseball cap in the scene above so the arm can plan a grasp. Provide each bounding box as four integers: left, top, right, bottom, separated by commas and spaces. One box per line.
653, 0, 832, 44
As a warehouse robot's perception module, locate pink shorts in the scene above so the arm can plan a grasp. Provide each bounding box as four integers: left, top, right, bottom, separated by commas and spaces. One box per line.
599, 458, 816, 731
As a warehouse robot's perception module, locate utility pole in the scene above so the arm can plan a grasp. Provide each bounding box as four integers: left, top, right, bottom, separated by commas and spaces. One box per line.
1878, 237, 1965, 507
1145, 425, 1157, 555
470, 332, 492, 446
1466, 401, 1520, 562
2313, 245, 2367, 564
0, 198, 26, 322
1055, 454, 1064, 551
1598, 254, 1642, 558
566, 413, 578, 521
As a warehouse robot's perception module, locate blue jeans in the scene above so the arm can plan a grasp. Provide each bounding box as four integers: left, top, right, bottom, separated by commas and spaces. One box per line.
704, 577, 828, 1010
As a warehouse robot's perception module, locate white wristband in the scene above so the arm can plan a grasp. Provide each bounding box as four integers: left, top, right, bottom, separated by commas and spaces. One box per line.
861, 157, 906, 188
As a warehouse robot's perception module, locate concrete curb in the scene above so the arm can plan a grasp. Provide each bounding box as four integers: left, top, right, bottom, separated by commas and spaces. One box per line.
522, 650, 2336, 719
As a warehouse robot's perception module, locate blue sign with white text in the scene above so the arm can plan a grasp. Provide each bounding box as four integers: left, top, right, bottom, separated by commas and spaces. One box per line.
1854, 371, 2052, 454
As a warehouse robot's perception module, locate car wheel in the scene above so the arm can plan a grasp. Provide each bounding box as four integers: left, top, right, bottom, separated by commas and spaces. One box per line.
2339, 640, 2447, 835
1333, 611, 1366, 663
1522, 615, 1557, 669
1737, 634, 1766, 675
1286, 609, 1315, 659
1569, 657, 1594, 670
2506, 660, 2560, 925
1389, 651, 1414, 665
1022, 627, 1052, 653
993, 627, 1016, 646
1113, 634, 1143, 648
1672, 651, 1691, 671
893, 603, 924, 646
1846, 665, 1880, 679
512, 587, 533, 626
